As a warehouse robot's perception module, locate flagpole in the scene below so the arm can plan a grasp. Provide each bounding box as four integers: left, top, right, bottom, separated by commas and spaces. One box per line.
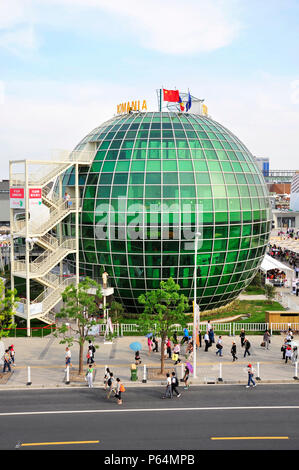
159, 87, 163, 112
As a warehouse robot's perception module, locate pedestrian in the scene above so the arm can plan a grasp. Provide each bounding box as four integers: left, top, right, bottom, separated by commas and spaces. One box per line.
285, 345, 292, 363
263, 330, 271, 350
104, 367, 111, 390
64, 191, 71, 209
291, 346, 298, 365
166, 338, 172, 359
147, 336, 153, 355
173, 331, 178, 344
162, 373, 172, 399
135, 350, 141, 365
246, 364, 256, 388
240, 328, 245, 347
243, 339, 251, 357
208, 327, 215, 344
106, 372, 116, 399
115, 378, 125, 405
198, 330, 202, 348
186, 341, 193, 361
172, 343, 181, 365
171, 372, 181, 397
182, 327, 189, 344
65, 347, 72, 369
207, 320, 212, 332
85, 365, 94, 388
9, 345, 15, 366
2, 349, 11, 373
152, 336, 158, 352
281, 339, 287, 360
231, 341, 238, 361
88, 340, 96, 364
183, 366, 190, 390
216, 336, 223, 357
204, 332, 210, 352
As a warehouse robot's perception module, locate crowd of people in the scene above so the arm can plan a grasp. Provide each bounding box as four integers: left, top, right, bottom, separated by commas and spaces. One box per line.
268, 243, 299, 271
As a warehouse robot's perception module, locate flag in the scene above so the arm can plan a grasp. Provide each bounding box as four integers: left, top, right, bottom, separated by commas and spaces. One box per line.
185, 91, 192, 112
178, 95, 184, 111
163, 88, 180, 102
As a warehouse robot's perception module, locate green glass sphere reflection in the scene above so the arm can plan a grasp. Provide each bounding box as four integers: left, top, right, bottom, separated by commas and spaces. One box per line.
62, 111, 271, 313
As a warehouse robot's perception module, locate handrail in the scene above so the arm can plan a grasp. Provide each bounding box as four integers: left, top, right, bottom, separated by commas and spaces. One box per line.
12, 197, 80, 236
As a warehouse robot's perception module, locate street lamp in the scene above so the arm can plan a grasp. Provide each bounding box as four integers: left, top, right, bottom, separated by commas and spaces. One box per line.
193, 232, 201, 378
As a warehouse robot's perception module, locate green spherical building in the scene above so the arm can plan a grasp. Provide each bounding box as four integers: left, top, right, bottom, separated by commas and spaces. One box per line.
61, 111, 271, 313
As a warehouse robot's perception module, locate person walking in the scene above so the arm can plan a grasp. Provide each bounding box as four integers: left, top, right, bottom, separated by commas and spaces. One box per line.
173, 343, 181, 365
162, 373, 172, 399
204, 332, 210, 352
246, 364, 256, 388
173, 331, 178, 345
85, 365, 94, 388
104, 367, 111, 390
147, 336, 153, 355
2, 349, 11, 373
135, 350, 141, 365
152, 336, 158, 353
198, 330, 202, 348
88, 340, 96, 364
106, 372, 116, 399
171, 372, 181, 397
285, 345, 292, 363
182, 327, 189, 345
9, 345, 15, 366
183, 366, 190, 390
263, 330, 271, 350
166, 338, 172, 359
208, 327, 215, 344
291, 346, 298, 365
240, 329, 246, 348
65, 347, 72, 369
231, 341, 238, 361
243, 339, 251, 357
215, 336, 223, 357
281, 339, 288, 360
115, 378, 125, 405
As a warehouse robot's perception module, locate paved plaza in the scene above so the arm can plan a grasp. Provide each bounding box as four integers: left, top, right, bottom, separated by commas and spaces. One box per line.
1, 332, 299, 389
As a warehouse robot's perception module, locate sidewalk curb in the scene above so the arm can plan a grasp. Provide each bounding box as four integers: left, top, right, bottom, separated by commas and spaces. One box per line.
1, 379, 299, 391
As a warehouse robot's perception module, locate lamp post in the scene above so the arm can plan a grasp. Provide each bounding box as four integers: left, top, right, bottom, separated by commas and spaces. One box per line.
193, 232, 201, 378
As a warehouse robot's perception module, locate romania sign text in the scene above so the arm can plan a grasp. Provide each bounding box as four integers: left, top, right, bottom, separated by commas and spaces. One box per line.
117, 100, 147, 114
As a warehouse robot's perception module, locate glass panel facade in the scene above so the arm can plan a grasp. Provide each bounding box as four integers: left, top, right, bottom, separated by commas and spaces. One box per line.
57, 112, 271, 313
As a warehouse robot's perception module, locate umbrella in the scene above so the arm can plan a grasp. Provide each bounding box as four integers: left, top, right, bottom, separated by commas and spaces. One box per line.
146, 333, 153, 338
186, 362, 193, 373
130, 341, 142, 352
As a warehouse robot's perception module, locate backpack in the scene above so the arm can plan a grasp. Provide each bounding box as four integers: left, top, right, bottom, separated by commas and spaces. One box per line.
172, 376, 178, 387
120, 384, 125, 393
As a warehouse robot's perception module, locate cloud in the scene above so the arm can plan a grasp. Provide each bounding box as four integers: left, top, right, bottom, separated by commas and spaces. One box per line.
0, 0, 242, 56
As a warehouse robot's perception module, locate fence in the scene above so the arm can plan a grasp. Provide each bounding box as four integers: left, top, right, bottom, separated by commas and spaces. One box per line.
2, 324, 56, 338
119, 322, 299, 337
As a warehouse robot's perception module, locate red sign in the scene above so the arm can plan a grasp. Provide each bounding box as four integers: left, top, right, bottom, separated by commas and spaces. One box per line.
10, 188, 24, 199
29, 188, 42, 199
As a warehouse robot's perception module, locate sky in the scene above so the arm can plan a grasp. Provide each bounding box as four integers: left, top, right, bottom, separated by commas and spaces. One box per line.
1, 0, 299, 178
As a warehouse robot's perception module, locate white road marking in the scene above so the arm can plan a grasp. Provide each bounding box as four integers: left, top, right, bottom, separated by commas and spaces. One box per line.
2, 405, 299, 417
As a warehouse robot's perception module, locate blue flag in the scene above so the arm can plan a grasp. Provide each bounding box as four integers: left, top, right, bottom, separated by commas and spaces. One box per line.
185, 91, 192, 112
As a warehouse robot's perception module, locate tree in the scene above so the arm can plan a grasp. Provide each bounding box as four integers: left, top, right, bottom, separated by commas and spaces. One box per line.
54, 277, 102, 374
138, 278, 189, 375
265, 283, 276, 303
0, 278, 18, 340
109, 300, 124, 323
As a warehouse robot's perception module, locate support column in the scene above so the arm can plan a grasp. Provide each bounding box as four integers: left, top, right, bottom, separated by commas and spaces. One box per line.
25, 160, 31, 337
9, 161, 15, 322
75, 163, 79, 287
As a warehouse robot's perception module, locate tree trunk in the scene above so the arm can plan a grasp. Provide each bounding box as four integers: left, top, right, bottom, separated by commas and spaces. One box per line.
79, 342, 84, 374
160, 333, 166, 375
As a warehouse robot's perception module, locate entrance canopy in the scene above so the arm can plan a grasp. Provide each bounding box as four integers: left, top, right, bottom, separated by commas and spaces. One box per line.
261, 254, 293, 275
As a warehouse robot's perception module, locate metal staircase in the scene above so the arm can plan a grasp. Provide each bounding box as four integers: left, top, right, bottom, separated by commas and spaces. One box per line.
10, 146, 97, 335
